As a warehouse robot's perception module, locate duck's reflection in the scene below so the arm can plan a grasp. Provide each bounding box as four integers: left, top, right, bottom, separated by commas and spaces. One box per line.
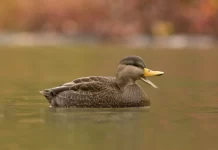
41, 107, 150, 150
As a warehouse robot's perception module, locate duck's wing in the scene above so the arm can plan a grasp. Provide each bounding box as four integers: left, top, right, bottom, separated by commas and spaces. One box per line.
62, 76, 114, 86
53, 80, 121, 107
40, 76, 114, 101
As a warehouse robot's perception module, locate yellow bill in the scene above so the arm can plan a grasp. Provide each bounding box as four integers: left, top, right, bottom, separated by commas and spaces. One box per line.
144, 68, 164, 77
140, 68, 164, 88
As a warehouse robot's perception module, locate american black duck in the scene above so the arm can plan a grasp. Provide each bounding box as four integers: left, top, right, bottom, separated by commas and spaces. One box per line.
40, 56, 164, 107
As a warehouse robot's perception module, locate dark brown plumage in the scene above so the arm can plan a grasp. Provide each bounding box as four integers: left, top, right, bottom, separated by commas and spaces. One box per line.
40, 56, 164, 108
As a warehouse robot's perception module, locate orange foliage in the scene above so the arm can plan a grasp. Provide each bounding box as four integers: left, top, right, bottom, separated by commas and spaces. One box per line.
0, 0, 217, 36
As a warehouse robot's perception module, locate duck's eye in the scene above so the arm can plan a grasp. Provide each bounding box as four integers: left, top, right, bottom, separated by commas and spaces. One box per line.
132, 63, 143, 69
132, 63, 139, 67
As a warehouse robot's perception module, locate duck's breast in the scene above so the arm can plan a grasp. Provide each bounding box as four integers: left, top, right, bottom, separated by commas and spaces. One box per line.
121, 84, 150, 106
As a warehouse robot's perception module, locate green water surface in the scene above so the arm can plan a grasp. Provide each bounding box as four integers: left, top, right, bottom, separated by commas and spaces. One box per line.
0, 46, 218, 150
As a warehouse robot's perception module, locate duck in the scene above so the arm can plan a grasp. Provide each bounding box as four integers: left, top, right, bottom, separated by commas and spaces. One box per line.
40, 56, 164, 108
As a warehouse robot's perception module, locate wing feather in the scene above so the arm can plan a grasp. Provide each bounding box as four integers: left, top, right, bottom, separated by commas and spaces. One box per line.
40, 76, 115, 103
53, 81, 120, 107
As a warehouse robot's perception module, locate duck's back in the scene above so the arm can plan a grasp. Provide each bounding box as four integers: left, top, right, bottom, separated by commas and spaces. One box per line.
40, 76, 121, 107
40, 76, 150, 107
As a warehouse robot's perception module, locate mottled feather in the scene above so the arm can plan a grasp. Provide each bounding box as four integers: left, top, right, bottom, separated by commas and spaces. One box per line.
40, 56, 155, 108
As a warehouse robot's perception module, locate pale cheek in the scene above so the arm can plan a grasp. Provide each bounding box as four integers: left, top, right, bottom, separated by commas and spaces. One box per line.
131, 67, 144, 78
134, 67, 143, 74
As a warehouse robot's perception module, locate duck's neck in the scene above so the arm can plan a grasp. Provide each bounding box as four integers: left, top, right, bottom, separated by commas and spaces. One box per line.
115, 76, 136, 88
115, 64, 137, 88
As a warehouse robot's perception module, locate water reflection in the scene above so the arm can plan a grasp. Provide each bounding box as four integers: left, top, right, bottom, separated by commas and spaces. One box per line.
0, 47, 218, 150
43, 108, 150, 150
44, 107, 149, 123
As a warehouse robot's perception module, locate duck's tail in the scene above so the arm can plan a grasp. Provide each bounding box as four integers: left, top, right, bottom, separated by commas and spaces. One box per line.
39, 86, 70, 103
39, 89, 55, 103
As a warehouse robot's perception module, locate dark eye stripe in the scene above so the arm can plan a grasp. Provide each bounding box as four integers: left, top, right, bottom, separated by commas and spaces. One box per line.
131, 63, 144, 69
119, 56, 146, 68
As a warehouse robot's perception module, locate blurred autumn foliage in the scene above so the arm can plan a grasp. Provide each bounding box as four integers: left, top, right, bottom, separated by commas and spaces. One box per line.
0, 0, 218, 38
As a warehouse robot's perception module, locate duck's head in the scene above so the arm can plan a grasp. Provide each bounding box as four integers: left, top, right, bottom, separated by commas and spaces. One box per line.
116, 56, 164, 88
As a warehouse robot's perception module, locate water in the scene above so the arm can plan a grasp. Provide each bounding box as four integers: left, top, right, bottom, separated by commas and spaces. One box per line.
0, 46, 218, 150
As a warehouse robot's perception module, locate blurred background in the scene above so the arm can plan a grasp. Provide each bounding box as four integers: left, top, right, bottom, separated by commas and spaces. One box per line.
0, 0, 218, 47
0, 1, 218, 150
